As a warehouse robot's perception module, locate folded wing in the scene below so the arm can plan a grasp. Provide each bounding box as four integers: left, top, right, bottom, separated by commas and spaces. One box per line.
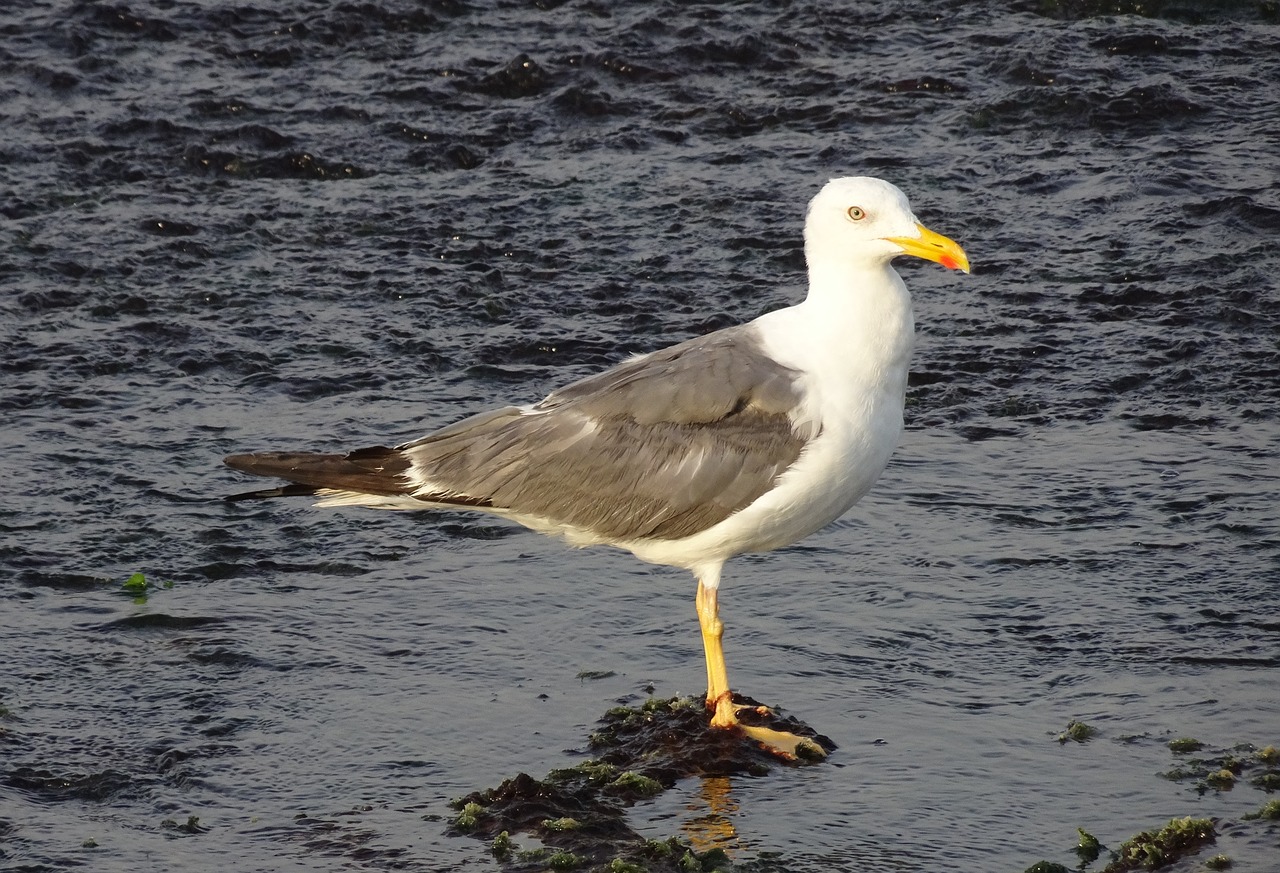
226, 325, 811, 543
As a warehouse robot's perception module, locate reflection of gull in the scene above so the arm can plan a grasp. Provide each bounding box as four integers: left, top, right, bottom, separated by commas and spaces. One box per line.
225, 176, 970, 757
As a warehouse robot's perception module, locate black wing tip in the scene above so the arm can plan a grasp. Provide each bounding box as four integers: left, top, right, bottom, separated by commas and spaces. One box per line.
222, 446, 411, 502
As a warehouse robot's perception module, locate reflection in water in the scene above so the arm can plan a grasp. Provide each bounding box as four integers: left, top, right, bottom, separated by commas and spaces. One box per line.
684, 775, 742, 853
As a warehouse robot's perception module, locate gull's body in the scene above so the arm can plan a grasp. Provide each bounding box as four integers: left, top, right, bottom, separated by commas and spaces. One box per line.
226, 176, 969, 757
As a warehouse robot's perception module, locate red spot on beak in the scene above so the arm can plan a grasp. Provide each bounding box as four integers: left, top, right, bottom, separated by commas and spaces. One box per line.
939, 254, 960, 271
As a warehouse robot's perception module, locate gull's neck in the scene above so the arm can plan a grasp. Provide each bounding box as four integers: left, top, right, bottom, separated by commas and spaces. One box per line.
804, 253, 912, 338
805, 253, 896, 303
753, 251, 915, 390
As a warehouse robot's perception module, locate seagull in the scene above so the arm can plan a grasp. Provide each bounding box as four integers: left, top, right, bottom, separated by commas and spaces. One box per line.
224, 176, 969, 758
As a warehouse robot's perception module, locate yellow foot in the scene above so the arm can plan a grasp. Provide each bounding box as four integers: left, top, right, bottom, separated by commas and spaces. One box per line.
706, 694, 828, 761
739, 724, 827, 761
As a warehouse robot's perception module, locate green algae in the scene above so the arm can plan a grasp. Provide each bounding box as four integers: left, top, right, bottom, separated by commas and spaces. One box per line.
1158, 740, 1279, 795
543, 817, 582, 832
452, 800, 487, 833
1051, 817, 1220, 872
122, 572, 149, 595
1204, 769, 1236, 790
1101, 816, 1215, 872
119, 571, 173, 602
1058, 720, 1098, 744
1026, 732, 1279, 872
1250, 772, 1280, 791
605, 860, 644, 873
1243, 799, 1280, 821
607, 772, 663, 798
491, 830, 515, 859
547, 849, 584, 869
1076, 827, 1102, 863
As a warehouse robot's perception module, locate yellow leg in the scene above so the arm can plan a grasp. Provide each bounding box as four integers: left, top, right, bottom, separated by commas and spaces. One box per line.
696, 576, 736, 728
694, 571, 827, 760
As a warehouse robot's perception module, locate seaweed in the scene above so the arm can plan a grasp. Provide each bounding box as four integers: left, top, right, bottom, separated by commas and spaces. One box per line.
447, 694, 833, 871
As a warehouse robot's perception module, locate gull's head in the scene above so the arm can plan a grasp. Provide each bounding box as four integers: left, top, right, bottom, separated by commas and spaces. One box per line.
805, 176, 970, 274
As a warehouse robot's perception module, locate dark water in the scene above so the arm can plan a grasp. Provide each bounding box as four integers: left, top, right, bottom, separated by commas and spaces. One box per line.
3, 1, 1279, 870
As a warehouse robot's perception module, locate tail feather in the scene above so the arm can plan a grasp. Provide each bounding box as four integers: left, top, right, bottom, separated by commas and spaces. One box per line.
224, 447, 412, 501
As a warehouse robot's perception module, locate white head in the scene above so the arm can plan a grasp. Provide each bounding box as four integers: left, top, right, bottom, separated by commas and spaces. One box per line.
804, 176, 969, 274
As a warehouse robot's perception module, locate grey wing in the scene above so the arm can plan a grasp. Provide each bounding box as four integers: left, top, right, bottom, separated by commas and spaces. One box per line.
399, 325, 811, 542
539, 327, 803, 424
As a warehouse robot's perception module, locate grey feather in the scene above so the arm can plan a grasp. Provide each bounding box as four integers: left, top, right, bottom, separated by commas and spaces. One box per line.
398, 325, 809, 542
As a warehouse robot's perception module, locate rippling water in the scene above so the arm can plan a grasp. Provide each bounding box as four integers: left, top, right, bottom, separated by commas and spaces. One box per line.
3, 1, 1279, 871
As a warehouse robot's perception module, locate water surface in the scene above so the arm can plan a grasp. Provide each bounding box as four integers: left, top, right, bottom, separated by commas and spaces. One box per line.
3, 1, 1279, 870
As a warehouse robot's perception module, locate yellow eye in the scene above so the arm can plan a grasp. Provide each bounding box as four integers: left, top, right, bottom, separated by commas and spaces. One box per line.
846, 206, 867, 221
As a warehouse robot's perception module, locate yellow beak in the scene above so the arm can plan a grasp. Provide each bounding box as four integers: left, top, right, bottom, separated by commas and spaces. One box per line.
884, 223, 970, 274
